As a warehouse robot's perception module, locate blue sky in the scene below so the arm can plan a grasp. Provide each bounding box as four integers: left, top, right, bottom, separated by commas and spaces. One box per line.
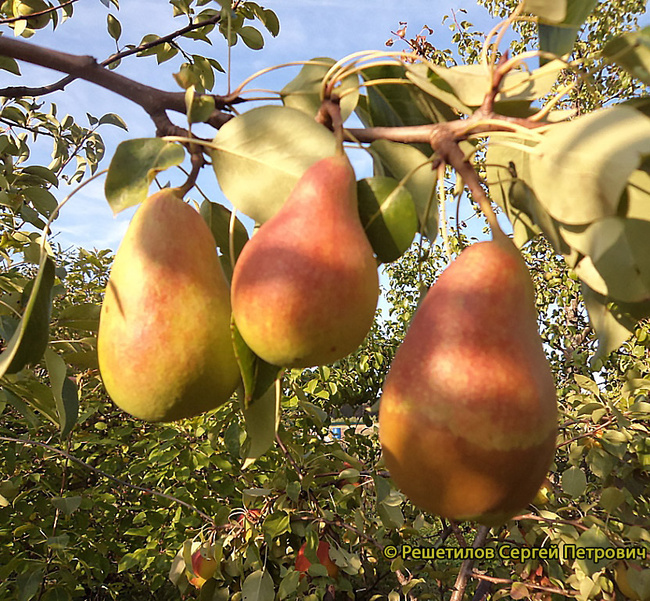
8, 0, 501, 252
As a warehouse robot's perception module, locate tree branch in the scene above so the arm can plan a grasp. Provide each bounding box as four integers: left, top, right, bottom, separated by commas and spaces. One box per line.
470, 570, 577, 597
0, 12, 226, 99
450, 525, 490, 601
0, 36, 233, 132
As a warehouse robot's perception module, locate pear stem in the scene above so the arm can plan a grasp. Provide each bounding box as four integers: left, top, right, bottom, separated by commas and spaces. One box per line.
178, 149, 204, 197
316, 97, 346, 153
430, 130, 504, 239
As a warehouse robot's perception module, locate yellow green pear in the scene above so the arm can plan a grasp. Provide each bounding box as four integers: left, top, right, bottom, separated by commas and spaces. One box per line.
379, 231, 557, 526
98, 188, 240, 422
231, 153, 379, 368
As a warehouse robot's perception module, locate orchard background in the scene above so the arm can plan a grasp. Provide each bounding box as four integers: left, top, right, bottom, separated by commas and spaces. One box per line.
1, 1, 650, 600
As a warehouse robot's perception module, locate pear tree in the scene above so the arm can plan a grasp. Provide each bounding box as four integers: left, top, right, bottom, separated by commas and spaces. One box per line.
0, 1, 649, 600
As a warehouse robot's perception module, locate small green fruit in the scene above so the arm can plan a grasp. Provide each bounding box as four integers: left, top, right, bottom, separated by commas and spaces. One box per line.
357, 176, 418, 263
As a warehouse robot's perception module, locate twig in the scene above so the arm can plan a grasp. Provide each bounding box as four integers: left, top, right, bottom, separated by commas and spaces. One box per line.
275, 432, 304, 482
509, 513, 589, 532
396, 568, 419, 600
471, 570, 577, 597
557, 417, 615, 448
178, 149, 205, 196
0, 0, 77, 24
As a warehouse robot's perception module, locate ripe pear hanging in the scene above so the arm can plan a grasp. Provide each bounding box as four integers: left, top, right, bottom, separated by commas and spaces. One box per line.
231, 153, 379, 368
98, 188, 241, 422
379, 231, 557, 526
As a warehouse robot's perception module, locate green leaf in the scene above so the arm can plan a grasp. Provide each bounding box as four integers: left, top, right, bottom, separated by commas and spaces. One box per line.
258, 8, 279, 37
17, 568, 44, 601
106, 13, 121, 41
241, 383, 280, 468
604, 26, 650, 86
404, 62, 473, 116
23, 187, 58, 218
20, 204, 46, 229
378, 495, 405, 529
531, 106, 650, 225
185, 88, 216, 123
510, 582, 531, 600
599, 486, 626, 512
231, 318, 282, 408
22, 165, 58, 187
241, 569, 275, 601
625, 164, 650, 221
0, 254, 55, 376
238, 25, 264, 50
369, 140, 437, 240
0, 55, 21, 76
362, 63, 457, 131
628, 568, 650, 601
56, 303, 101, 332
575, 526, 612, 575
523, 0, 567, 22
41, 587, 72, 601
561, 466, 587, 497
262, 510, 290, 538
51, 496, 82, 515
44, 349, 79, 439
61, 348, 98, 370
357, 177, 418, 263
199, 200, 249, 282
486, 135, 548, 249
278, 571, 300, 600
210, 106, 338, 223
418, 61, 564, 108
581, 284, 635, 361
281, 57, 359, 121
536, 0, 598, 63
569, 218, 650, 303
104, 139, 185, 214
98, 113, 128, 130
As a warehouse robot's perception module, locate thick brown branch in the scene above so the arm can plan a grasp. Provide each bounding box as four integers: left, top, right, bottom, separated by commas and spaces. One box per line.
0, 12, 225, 100
450, 526, 490, 601
0, 36, 233, 130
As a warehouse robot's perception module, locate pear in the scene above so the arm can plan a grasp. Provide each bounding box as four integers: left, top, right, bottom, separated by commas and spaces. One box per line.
98, 188, 240, 422
379, 231, 557, 526
231, 153, 379, 368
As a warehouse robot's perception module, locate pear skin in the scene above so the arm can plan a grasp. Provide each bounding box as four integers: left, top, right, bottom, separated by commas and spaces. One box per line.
98, 188, 240, 422
379, 233, 557, 526
231, 154, 379, 368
